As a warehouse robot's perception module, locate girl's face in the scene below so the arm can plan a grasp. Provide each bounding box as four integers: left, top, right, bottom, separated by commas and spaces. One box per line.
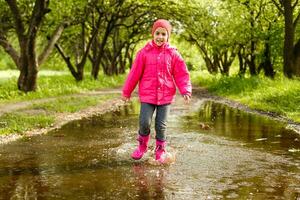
153, 27, 168, 46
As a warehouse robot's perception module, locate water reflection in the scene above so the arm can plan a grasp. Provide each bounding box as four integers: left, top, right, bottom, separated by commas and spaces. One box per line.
132, 163, 166, 200
181, 101, 300, 156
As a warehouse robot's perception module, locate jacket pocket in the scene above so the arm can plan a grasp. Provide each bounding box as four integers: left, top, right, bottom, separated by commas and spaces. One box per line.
139, 78, 155, 92
164, 79, 176, 95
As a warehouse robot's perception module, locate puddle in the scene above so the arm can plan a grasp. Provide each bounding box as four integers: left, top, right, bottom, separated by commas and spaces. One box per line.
0, 99, 299, 199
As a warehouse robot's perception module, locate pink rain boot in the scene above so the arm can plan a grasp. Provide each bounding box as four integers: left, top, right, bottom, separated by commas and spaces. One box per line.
131, 134, 150, 160
155, 140, 167, 163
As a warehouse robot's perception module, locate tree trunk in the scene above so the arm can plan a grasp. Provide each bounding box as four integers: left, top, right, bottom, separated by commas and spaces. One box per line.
54, 43, 83, 81
238, 49, 246, 76
218, 50, 236, 76
16, 31, 39, 92
91, 17, 115, 79
203, 57, 214, 73
101, 55, 109, 75
293, 39, 300, 76
258, 34, 275, 78
127, 47, 134, 69
283, 0, 294, 78
18, 59, 38, 91
4, 0, 51, 92
118, 49, 126, 74
212, 54, 220, 74
248, 40, 257, 76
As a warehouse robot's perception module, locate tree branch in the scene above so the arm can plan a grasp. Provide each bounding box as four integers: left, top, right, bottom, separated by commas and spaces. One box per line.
0, 35, 20, 68
26, 0, 50, 71
294, 11, 300, 28
255, 0, 264, 21
271, 0, 284, 14
293, 0, 299, 9
5, 0, 26, 43
54, 43, 78, 77
38, 22, 68, 65
27, 0, 50, 42
78, 15, 102, 68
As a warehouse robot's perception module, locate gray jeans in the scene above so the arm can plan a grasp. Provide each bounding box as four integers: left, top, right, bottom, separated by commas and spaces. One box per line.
139, 103, 170, 141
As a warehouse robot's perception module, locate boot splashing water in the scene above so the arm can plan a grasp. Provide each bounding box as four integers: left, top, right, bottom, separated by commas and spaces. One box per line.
155, 140, 167, 163
131, 134, 150, 160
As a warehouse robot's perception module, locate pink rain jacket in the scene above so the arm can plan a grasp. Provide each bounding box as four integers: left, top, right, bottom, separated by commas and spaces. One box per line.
122, 41, 192, 105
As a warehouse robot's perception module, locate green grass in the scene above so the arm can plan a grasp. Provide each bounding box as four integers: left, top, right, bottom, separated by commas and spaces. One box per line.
29, 94, 117, 113
0, 72, 125, 104
0, 69, 68, 79
0, 94, 118, 135
0, 70, 124, 135
191, 71, 300, 122
0, 112, 55, 135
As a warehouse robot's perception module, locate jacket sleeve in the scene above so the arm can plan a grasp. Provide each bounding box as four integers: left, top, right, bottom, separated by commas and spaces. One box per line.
122, 50, 145, 98
172, 50, 192, 96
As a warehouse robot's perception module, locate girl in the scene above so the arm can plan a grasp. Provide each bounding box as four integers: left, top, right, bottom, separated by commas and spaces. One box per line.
122, 19, 192, 163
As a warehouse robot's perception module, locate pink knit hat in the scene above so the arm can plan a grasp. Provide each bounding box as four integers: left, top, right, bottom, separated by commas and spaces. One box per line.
151, 19, 172, 37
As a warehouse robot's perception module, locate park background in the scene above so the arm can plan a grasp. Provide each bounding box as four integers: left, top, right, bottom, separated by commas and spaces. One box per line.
0, 0, 299, 135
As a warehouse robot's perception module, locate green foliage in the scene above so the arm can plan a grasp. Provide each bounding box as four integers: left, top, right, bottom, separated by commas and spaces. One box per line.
192, 71, 300, 122
171, 35, 204, 71
0, 53, 16, 70
0, 0, 291, 85
0, 112, 54, 135
40, 53, 72, 71
0, 73, 125, 103
173, 0, 284, 75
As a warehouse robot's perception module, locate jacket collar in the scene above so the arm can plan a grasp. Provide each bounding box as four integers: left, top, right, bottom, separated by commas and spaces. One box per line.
145, 40, 170, 51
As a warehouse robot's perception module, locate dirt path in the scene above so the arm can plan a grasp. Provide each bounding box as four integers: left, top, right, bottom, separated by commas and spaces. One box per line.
0, 87, 299, 145
0, 88, 122, 116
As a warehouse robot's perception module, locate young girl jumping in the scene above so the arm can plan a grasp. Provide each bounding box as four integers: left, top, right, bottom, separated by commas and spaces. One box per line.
122, 19, 192, 163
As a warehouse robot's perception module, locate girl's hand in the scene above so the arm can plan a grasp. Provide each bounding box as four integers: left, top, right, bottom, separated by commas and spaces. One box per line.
183, 95, 191, 104
121, 96, 130, 102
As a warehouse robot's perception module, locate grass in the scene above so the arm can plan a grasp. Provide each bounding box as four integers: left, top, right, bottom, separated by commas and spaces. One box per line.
191, 70, 300, 123
0, 94, 118, 135
29, 94, 118, 113
0, 70, 124, 135
0, 71, 125, 104
0, 112, 55, 135
1, 68, 299, 136
0, 69, 69, 78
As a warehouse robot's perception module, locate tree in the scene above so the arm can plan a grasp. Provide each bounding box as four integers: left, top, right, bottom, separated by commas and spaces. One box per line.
176, 0, 240, 75
234, 0, 278, 78
271, 0, 300, 77
256, 1, 282, 78
88, 0, 154, 79
0, 0, 66, 92
100, 8, 152, 75
53, 0, 101, 81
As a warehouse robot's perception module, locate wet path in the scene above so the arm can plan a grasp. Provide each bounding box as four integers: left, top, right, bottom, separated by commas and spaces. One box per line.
0, 88, 121, 116
0, 98, 299, 199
